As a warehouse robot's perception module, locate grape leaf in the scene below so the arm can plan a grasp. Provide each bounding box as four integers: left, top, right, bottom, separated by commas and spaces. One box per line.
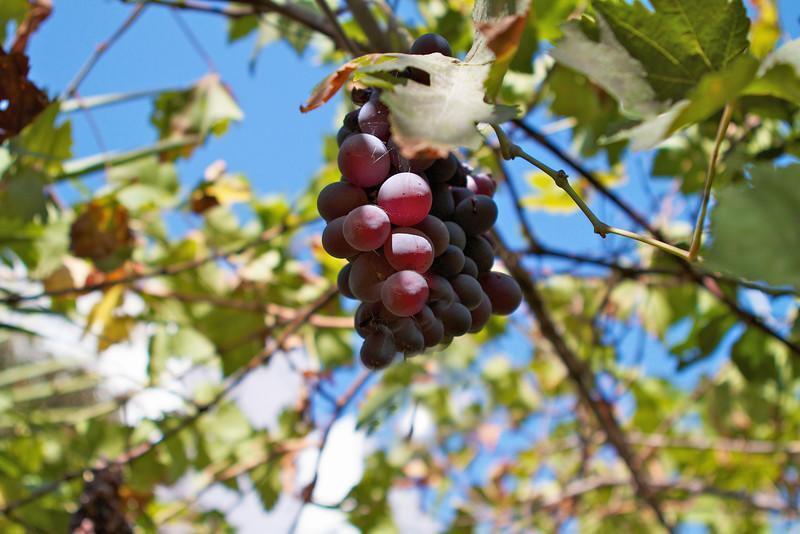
594, 0, 750, 102
550, 16, 664, 118
744, 39, 800, 106
302, 53, 517, 158
706, 164, 800, 289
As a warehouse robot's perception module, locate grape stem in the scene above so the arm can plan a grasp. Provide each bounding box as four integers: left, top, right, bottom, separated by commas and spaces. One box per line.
491, 124, 691, 261
687, 103, 733, 261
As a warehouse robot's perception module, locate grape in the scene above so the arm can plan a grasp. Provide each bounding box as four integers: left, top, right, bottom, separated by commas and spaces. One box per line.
449, 165, 468, 187
351, 87, 372, 105
450, 274, 483, 310
377, 172, 432, 226
338, 264, 355, 299
425, 274, 456, 305
410, 157, 434, 173
322, 217, 358, 259
344, 109, 360, 130
464, 235, 494, 273
337, 126, 354, 147
451, 186, 475, 206
410, 33, 453, 57
461, 257, 478, 278
383, 228, 434, 272
472, 173, 496, 197
441, 302, 472, 336
465, 175, 478, 194
445, 221, 466, 250
414, 305, 436, 330
430, 183, 455, 219
360, 325, 396, 369
453, 196, 498, 235
381, 270, 429, 317
338, 133, 391, 188
421, 319, 444, 347
393, 320, 425, 354
468, 292, 492, 333
479, 272, 522, 315
350, 252, 395, 302
355, 302, 380, 338
432, 245, 465, 277
358, 99, 391, 141
317, 182, 368, 222
426, 154, 458, 183
344, 205, 391, 251
413, 215, 449, 257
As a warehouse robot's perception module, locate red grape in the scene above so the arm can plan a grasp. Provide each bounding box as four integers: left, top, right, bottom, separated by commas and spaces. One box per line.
317, 182, 368, 222
410, 33, 453, 57
338, 133, 391, 188
450, 274, 483, 310
413, 215, 449, 257
383, 228, 434, 272
468, 292, 492, 333
358, 99, 391, 141
454, 196, 498, 235
322, 217, 358, 259
441, 302, 472, 336
381, 270, 429, 317
350, 252, 395, 302
377, 172, 432, 226
473, 173, 496, 197
344, 205, 391, 251
360, 325, 396, 369
479, 272, 522, 315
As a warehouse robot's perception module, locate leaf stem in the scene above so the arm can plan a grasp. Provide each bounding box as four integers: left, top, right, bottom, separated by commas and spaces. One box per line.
688, 103, 733, 260
492, 123, 691, 261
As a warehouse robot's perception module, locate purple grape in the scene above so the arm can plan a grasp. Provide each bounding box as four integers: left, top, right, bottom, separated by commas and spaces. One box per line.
344, 205, 391, 251
338, 133, 391, 188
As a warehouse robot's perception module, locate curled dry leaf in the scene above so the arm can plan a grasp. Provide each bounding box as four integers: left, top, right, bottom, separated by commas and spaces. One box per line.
0, 48, 49, 142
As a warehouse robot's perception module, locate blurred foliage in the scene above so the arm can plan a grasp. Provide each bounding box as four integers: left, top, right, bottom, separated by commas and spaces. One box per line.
0, 0, 798, 532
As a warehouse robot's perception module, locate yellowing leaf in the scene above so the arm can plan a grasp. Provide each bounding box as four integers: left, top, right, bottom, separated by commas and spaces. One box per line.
522, 172, 576, 213
99, 315, 135, 352
85, 284, 124, 337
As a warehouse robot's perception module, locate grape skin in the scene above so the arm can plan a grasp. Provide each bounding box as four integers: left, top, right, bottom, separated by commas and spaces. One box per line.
444, 221, 466, 250
429, 182, 455, 219
381, 270, 429, 317
479, 272, 523, 316
441, 302, 472, 336
425, 274, 456, 305
350, 252, 395, 303
358, 99, 391, 141
343, 204, 391, 251
464, 236, 494, 273
393, 320, 425, 354
360, 325, 396, 369
317, 182, 368, 222
338, 133, 391, 188
421, 319, 444, 347
322, 217, 358, 259
468, 292, 492, 333
410, 33, 453, 56
338, 264, 355, 299
453, 196, 498, 236
383, 229, 434, 272
377, 172, 432, 226
425, 154, 458, 183
450, 274, 483, 310
413, 215, 449, 257
432, 245, 465, 277
461, 257, 479, 278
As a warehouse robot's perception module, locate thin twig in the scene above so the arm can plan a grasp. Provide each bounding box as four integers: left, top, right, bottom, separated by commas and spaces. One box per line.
688, 104, 733, 260
169, 9, 219, 73
312, 0, 359, 56
61, 4, 146, 99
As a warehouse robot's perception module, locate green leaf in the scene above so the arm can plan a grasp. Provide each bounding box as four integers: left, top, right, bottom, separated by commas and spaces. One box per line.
250, 456, 282, 511
106, 156, 179, 211
310, 328, 352, 369
151, 74, 243, 159
731, 329, 780, 383
594, 0, 750, 101
550, 16, 664, 117
744, 39, 800, 106
11, 104, 72, 175
706, 164, 800, 289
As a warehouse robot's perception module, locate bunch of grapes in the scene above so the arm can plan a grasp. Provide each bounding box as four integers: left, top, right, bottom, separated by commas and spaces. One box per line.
317, 33, 522, 370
